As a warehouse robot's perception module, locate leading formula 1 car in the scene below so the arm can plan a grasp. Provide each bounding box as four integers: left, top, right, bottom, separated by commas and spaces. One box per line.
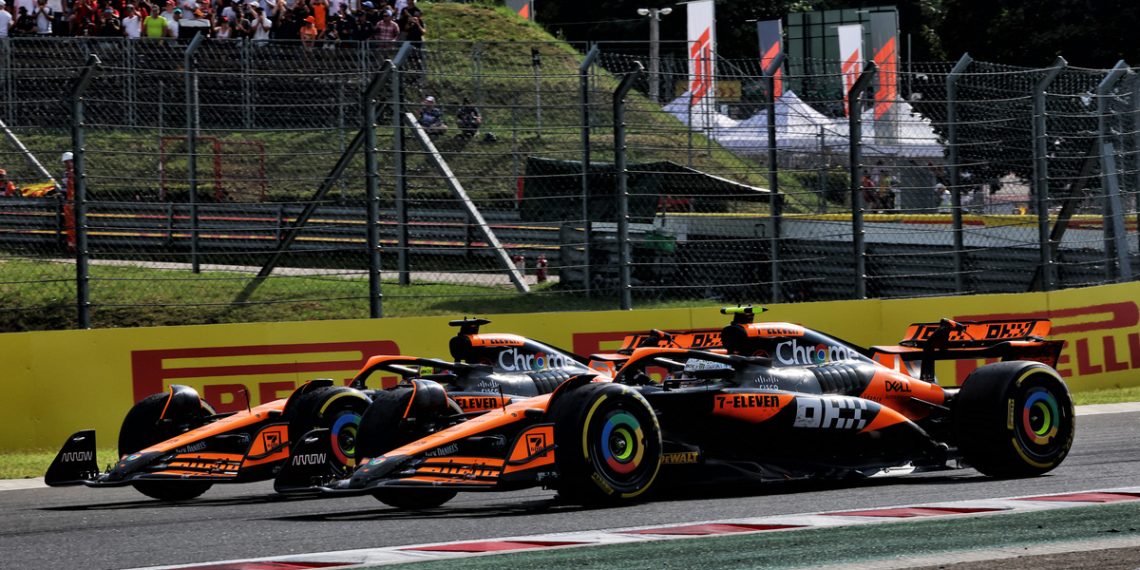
278, 307, 1074, 508
45, 319, 717, 501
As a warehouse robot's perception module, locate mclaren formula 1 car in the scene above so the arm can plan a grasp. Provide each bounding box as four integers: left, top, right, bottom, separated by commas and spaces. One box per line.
45, 319, 716, 501
278, 307, 1074, 508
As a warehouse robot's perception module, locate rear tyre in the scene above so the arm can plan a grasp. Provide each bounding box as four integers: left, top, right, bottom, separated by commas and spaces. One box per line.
118, 390, 216, 501
549, 383, 662, 505
953, 361, 1075, 478
358, 386, 459, 508
285, 386, 370, 477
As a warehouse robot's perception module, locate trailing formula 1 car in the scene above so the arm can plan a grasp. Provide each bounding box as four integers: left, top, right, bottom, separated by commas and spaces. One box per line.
279, 307, 1074, 508
45, 319, 715, 502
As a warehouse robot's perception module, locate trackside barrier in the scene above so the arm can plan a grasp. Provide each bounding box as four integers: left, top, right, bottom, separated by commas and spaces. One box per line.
1, 281, 1139, 451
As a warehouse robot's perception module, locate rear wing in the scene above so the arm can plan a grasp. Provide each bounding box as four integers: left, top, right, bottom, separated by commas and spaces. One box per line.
588, 328, 723, 376
873, 318, 1063, 381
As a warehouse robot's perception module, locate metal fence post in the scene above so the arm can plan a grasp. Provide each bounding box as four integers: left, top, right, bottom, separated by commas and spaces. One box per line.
1096, 60, 1131, 282
184, 32, 205, 274
71, 54, 101, 330
1032, 57, 1066, 291
579, 45, 599, 297
364, 61, 395, 318
1133, 74, 1140, 258
946, 53, 972, 294
848, 62, 877, 300
762, 52, 785, 303
614, 62, 645, 311
392, 42, 412, 286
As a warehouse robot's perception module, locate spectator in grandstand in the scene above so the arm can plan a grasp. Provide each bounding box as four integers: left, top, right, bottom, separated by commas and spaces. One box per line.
860, 173, 876, 211
456, 97, 482, 139
0, 1, 14, 38
0, 169, 17, 197
96, 7, 122, 37
274, 6, 300, 40
310, 0, 327, 36
249, 5, 271, 44
121, 4, 142, 38
33, 0, 53, 36
299, 14, 317, 46
14, 6, 37, 36
418, 95, 447, 137
166, 7, 181, 38
142, 6, 169, 38
13, 0, 33, 20
936, 182, 951, 213
69, 0, 98, 36
212, 14, 235, 38
398, 0, 422, 45
371, 8, 396, 44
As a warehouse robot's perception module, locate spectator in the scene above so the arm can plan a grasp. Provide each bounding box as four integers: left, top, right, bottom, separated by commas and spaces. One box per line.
398, 0, 424, 72
299, 14, 316, 46
0, 1, 13, 38
456, 97, 482, 139
0, 169, 17, 197
96, 7, 122, 37
213, 14, 234, 37
860, 173, 875, 211
371, 8, 396, 44
33, 0, 52, 36
166, 7, 181, 38
310, 0, 326, 36
121, 4, 141, 38
418, 95, 446, 137
70, 0, 98, 36
178, 7, 211, 40
936, 182, 951, 213
14, 6, 37, 36
142, 6, 168, 37
248, 5, 270, 43
274, 7, 299, 40
13, 0, 33, 20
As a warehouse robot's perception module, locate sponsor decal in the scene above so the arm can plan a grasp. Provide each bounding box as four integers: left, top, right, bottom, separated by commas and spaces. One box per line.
262, 430, 282, 451
175, 441, 208, 454
496, 347, 575, 372
60, 451, 94, 463
776, 340, 858, 365
683, 358, 732, 372
662, 451, 699, 465
954, 302, 1140, 384
455, 396, 505, 411
715, 394, 782, 409
526, 433, 548, 456
126, 454, 142, 461
130, 341, 399, 413
471, 334, 526, 347
370, 457, 385, 465
591, 471, 616, 495
425, 444, 459, 458
794, 397, 869, 430
884, 380, 911, 393
749, 324, 804, 338
291, 453, 327, 466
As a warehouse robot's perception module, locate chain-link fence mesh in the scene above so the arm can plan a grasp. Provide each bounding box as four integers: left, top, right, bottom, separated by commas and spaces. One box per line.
0, 37, 1137, 330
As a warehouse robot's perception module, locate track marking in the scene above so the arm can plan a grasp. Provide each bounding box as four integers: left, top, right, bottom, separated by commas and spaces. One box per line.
129, 486, 1140, 570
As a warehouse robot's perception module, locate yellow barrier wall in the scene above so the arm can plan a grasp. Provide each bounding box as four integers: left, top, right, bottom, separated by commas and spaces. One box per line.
1, 282, 1138, 452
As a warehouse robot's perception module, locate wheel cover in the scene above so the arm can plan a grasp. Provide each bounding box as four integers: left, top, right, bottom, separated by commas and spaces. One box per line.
1021, 387, 1060, 445
597, 410, 646, 477
330, 412, 361, 466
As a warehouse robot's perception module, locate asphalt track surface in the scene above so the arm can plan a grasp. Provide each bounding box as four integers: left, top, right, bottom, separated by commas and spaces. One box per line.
2, 410, 1138, 570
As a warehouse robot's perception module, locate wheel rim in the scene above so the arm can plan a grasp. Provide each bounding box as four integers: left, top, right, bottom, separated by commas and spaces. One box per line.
597, 409, 646, 478
1013, 376, 1070, 461
330, 412, 361, 466
1022, 388, 1059, 445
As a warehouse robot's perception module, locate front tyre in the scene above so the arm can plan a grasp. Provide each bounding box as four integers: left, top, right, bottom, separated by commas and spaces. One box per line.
550, 383, 662, 505
953, 361, 1075, 478
118, 388, 216, 501
285, 386, 370, 477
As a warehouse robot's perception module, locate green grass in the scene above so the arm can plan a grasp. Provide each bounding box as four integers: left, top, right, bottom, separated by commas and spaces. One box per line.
1073, 385, 1140, 406
0, 447, 117, 480
0, 257, 702, 331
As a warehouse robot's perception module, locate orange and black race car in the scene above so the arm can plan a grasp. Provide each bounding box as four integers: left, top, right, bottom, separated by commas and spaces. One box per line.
277, 307, 1074, 508
45, 319, 718, 501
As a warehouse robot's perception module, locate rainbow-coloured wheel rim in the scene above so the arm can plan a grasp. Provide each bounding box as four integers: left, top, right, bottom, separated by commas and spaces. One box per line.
598, 410, 646, 476
1020, 387, 1060, 446
330, 412, 361, 466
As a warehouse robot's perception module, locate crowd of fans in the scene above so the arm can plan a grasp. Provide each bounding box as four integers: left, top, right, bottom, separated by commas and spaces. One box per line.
0, 0, 427, 46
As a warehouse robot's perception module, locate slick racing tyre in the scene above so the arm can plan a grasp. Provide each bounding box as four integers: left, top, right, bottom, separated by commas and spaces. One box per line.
550, 382, 662, 505
118, 387, 216, 501
284, 386, 370, 477
357, 383, 459, 509
953, 361, 1075, 478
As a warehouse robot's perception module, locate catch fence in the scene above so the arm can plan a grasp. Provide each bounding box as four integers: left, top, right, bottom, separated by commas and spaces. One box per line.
0, 37, 1136, 330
